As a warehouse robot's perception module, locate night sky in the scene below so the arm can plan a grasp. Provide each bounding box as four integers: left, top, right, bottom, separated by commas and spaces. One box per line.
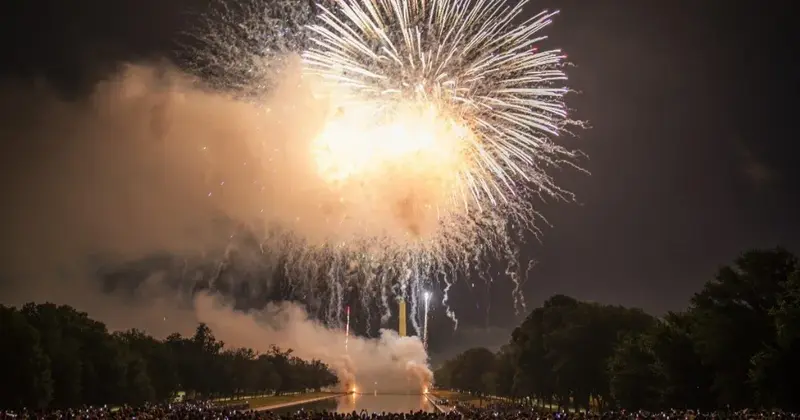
1, 0, 798, 361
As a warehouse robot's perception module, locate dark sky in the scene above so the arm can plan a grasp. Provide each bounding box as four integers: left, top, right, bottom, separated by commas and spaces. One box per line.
1, 0, 798, 360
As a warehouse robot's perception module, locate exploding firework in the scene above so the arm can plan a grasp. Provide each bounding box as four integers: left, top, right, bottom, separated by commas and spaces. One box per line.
304, 0, 576, 204
188, 0, 582, 332
184, 0, 316, 95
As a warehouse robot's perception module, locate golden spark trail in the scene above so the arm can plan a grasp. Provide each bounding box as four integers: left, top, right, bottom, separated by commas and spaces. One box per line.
304, 0, 577, 210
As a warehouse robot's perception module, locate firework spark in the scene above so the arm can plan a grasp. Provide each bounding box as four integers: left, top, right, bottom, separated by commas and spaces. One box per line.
304, 0, 577, 207
184, 0, 316, 95
187, 0, 581, 331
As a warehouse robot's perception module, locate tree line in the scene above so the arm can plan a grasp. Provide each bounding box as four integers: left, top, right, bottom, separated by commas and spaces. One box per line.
0, 303, 338, 411
434, 247, 800, 412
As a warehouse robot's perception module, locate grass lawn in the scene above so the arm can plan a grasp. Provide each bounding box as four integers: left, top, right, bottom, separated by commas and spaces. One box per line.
431, 391, 577, 412
217, 392, 337, 409
430, 390, 488, 407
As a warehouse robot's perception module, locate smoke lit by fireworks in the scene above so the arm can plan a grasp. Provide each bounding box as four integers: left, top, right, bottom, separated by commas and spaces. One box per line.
189, 0, 582, 332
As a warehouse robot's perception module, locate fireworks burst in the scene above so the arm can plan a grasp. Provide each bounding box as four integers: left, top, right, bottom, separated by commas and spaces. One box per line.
188, 0, 582, 332
305, 0, 578, 198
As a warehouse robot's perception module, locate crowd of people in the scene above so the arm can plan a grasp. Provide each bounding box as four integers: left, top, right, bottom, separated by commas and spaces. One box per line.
0, 402, 457, 420
3, 399, 800, 420
449, 401, 800, 420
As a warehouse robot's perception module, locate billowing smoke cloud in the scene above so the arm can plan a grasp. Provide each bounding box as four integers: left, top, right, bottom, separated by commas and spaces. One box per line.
0, 61, 432, 392
1, 63, 273, 301
194, 294, 432, 392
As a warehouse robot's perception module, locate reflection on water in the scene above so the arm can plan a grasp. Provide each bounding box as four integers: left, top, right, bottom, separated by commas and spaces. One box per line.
269, 398, 338, 415
339, 393, 433, 413
270, 394, 433, 415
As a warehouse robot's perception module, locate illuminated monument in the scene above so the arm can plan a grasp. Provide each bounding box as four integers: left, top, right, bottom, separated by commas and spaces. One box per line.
398, 298, 407, 337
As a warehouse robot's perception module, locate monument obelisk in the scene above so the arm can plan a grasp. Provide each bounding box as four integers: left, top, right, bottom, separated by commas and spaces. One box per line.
398, 298, 407, 337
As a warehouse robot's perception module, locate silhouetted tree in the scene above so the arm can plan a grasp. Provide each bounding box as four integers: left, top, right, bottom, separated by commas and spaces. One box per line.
608, 332, 661, 410
433, 359, 456, 390
690, 248, 797, 408
749, 269, 800, 410
647, 312, 715, 409
0, 305, 53, 410
0, 303, 338, 410
450, 347, 496, 396
439, 247, 800, 412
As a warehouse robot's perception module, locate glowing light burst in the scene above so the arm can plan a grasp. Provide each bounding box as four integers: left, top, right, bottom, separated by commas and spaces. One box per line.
311, 100, 468, 185
304, 0, 579, 208
189, 0, 582, 331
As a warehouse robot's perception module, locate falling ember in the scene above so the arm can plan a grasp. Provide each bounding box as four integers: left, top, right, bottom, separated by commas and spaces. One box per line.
423, 291, 431, 349
345, 305, 350, 353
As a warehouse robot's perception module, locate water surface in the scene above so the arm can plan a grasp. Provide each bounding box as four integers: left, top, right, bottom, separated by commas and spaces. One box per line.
270, 393, 434, 414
